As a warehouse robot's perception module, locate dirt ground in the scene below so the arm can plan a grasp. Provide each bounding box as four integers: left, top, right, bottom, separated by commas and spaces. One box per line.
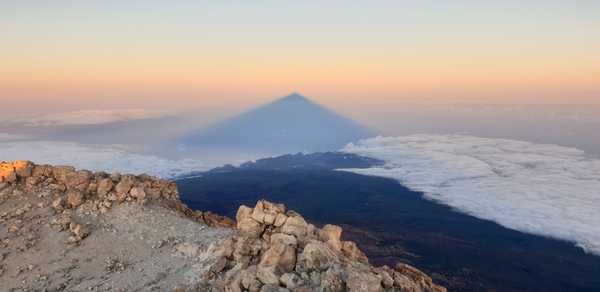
0, 185, 233, 292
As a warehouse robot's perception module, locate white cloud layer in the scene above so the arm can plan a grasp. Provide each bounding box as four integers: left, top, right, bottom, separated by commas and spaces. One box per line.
0, 140, 210, 178
340, 134, 600, 255
7, 109, 166, 126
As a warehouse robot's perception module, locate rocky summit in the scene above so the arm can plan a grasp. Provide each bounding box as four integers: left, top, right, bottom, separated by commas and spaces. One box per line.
0, 160, 445, 292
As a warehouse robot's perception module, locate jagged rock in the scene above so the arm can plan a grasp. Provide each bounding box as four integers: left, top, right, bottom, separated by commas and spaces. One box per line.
202, 211, 236, 228
238, 218, 265, 238
0, 163, 17, 183
259, 240, 297, 274
209, 200, 446, 292
236, 205, 253, 222
273, 213, 287, 227
319, 224, 343, 251
341, 241, 369, 264
257, 265, 280, 285
14, 161, 33, 178
49, 213, 72, 231
25, 176, 40, 187
115, 176, 134, 195
281, 215, 308, 238
69, 222, 90, 240
130, 187, 146, 200
279, 272, 304, 289
299, 241, 337, 271
251, 200, 286, 225
32, 164, 53, 177
64, 170, 91, 191
240, 265, 261, 291
320, 266, 346, 291
51, 197, 65, 211
52, 166, 75, 184
378, 268, 395, 289
66, 191, 85, 208
346, 269, 383, 292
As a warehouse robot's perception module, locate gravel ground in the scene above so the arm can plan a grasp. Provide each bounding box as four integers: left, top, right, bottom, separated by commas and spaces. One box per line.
0, 186, 234, 292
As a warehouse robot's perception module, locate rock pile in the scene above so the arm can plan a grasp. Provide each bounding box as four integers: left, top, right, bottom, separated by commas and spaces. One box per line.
207, 200, 446, 292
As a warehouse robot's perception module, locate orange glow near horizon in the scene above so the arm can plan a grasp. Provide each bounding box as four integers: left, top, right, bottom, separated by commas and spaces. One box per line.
1, 1, 599, 111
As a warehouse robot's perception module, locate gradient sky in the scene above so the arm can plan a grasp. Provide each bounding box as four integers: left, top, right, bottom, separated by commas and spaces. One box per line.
1, 1, 599, 114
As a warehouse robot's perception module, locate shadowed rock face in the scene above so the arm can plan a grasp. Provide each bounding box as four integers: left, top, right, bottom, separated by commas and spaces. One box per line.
0, 161, 444, 291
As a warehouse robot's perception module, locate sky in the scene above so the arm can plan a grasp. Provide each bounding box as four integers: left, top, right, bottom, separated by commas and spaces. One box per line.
1, 1, 599, 115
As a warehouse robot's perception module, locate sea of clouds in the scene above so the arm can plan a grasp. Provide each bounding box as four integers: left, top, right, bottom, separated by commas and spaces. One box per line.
6, 109, 167, 126
0, 139, 211, 178
340, 134, 600, 255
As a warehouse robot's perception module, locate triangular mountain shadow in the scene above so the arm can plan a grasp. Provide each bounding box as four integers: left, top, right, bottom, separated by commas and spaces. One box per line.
179, 93, 376, 154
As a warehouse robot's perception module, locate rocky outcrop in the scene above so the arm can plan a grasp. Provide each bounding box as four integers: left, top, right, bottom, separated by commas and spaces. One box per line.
0, 160, 233, 229
1, 160, 235, 291
205, 200, 446, 292
1, 161, 444, 291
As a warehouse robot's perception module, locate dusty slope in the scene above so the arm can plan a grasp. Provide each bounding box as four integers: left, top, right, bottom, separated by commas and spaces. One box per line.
0, 161, 444, 292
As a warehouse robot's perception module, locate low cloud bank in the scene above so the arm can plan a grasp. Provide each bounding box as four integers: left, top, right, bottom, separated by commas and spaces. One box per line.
0, 140, 210, 178
341, 134, 600, 255
9, 109, 166, 126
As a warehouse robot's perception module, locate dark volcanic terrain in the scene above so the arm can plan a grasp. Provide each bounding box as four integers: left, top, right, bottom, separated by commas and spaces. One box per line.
177, 152, 600, 292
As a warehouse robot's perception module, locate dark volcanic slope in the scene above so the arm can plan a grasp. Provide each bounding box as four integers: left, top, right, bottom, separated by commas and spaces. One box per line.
176, 155, 600, 292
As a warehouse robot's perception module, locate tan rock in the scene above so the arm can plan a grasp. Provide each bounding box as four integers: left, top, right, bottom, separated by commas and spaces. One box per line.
69, 222, 90, 239
115, 176, 134, 195
238, 217, 264, 238
203, 211, 236, 228
64, 170, 91, 191
25, 176, 40, 187
260, 242, 296, 273
299, 241, 337, 271
52, 166, 75, 183
130, 187, 146, 200
320, 266, 346, 291
270, 233, 297, 247
256, 266, 280, 286
319, 224, 343, 251
346, 269, 382, 292
240, 265, 261, 290
279, 273, 304, 289
31, 164, 53, 177
96, 178, 113, 196
13, 160, 33, 178
273, 213, 287, 227
0, 163, 17, 183
281, 215, 308, 237
236, 205, 253, 223
378, 269, 394, 288
251, 200, 286, 225
66, 191, 85, 208
51, 197, 65, 211
341, 241, 369, 264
